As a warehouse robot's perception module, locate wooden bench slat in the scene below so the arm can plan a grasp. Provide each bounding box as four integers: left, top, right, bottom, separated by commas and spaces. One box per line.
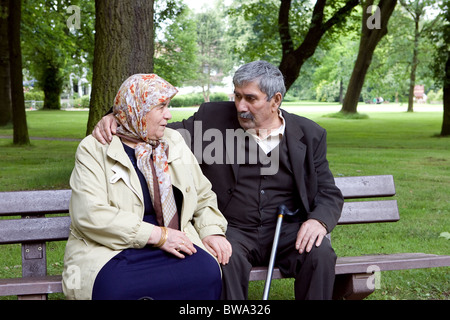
249, 253, 450, 281
335, 175, 396, 199
338, 200, 399, 224
0, 275, 62, 296
0, 175, 396, 215
0, 190, 71, 216
335, 253, 450, 274
249, 267, 284, 281
0, 216, 71, 244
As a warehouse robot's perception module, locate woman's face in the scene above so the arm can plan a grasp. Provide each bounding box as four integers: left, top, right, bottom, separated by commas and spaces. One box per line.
144, 99, 172, 140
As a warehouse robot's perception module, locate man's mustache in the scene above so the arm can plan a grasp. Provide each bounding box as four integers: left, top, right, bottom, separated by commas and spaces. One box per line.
238, 112, 254, 120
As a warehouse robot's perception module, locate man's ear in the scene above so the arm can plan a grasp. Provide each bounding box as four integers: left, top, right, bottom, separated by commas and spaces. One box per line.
271, 92, 283, 111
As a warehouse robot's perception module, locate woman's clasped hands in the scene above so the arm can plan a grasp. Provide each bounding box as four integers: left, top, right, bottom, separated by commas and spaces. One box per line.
148, 226, 231, 264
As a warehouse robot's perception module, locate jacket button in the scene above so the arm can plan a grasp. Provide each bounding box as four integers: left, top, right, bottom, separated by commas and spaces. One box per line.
227, 188, 233, 194
186, 186, 191, 193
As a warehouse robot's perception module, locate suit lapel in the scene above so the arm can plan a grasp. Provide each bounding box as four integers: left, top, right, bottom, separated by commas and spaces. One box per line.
282, 110, 309, 210
224, 109, 242, 182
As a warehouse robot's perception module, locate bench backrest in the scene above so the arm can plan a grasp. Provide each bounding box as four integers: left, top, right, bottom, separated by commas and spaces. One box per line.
0, 175, 399, 243
335, 175, 398, 224
0, 175, 399, 276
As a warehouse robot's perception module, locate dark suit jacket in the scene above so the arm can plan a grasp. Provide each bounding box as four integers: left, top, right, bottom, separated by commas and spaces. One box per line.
169, 101, 343, 232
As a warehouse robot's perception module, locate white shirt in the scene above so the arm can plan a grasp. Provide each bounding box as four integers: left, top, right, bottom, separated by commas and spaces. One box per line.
247, 111, 286, 154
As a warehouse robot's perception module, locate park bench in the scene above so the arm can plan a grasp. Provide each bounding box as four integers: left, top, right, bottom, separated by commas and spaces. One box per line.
0, 175, 449, 300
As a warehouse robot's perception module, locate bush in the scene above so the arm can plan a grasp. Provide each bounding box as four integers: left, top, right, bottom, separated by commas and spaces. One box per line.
24, 90, 44, 101
210, 92, 229, 102
427, 89, 443, 103
171, 93, 201, 107
315, 80, 341, 102
171, 92, 230, 107
80, 96, 90, 108
69, 96, 90, 109
283, 93, 299, 102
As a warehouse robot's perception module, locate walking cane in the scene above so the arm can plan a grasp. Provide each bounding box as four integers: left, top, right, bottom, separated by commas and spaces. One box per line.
262, 204, 298, 300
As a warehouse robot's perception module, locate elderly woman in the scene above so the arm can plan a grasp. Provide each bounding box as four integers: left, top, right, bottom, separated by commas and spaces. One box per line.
63, 74, 231, 300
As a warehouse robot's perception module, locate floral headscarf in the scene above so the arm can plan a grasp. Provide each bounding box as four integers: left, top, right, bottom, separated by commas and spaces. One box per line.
113, 74, 179, 229
113, 74, 178, 144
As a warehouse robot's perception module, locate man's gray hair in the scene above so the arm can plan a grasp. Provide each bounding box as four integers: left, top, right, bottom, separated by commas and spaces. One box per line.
233, 60, 286, 101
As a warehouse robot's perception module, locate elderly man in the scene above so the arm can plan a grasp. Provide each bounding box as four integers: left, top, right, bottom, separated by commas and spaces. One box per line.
93, 61, 343, 300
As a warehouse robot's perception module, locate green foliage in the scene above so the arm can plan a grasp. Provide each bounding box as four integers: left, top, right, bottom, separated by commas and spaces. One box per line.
315, 80, 342, 102
427, 88, 444, 102
361, 1, 439, 103
428, 1, 450, 85
68, 95, 90, 109
170, 92, 229, 107
188, 5, 234, 100
17, 0, 447, 111
226, 0, 360, 65
310, 34, 359, 102
225, 0, 446, 107
24, 90, 44, 101
21, 0, 95, 109
227, 0, 285, 64
154, 5, 199, 87
155, 2, 233, 101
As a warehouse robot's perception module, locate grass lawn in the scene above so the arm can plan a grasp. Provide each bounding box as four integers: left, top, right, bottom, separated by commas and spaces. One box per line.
0, 103, 449, 300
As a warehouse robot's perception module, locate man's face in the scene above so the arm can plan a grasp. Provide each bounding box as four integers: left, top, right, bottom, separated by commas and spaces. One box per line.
234, 81, 282, 132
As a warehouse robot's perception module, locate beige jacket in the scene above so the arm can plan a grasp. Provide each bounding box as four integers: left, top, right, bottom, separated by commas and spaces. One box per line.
62, 128, 227, 300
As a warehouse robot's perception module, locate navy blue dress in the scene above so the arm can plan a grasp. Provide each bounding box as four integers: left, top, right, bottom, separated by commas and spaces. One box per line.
91, 143, 222, 300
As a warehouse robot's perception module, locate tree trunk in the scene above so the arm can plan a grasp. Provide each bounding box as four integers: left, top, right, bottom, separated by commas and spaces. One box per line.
202, 64, 211, 102
0, 0, 12, 126
406, 17, 420, 112
400, 0, 431, 113
42, 63, 63, 110
441, 51, 450, 136
278, 0, 360, 91
86, 0, 154, 135
341, 0, 397, 114
339, 78, 344, 104
8, 0, 29, 145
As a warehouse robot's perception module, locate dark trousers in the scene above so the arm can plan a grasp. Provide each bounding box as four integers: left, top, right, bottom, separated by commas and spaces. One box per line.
221, 221, 336, 300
